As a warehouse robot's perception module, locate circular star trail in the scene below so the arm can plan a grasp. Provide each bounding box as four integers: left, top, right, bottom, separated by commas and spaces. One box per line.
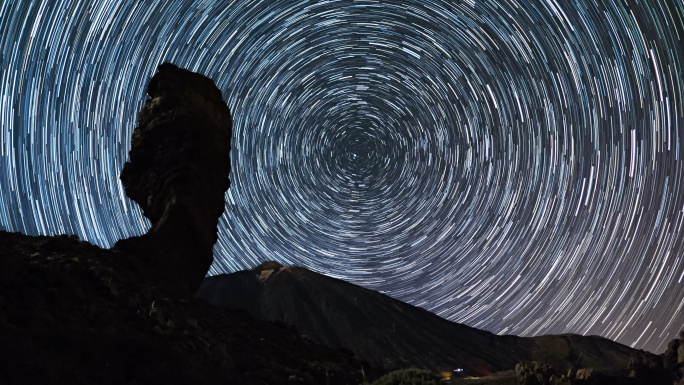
1, 0, 683, 353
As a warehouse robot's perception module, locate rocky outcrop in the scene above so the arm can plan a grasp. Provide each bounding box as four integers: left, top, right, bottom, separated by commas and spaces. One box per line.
664, 331, 684, 384
115, 63, 232, 295
0, 231, 366, 385
515, 361, 555, 385
0, 64, 371, 385
627, 348, 670, 383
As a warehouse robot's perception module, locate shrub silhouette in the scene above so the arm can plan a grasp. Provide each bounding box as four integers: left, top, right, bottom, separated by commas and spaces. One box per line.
369, 368, 440, 385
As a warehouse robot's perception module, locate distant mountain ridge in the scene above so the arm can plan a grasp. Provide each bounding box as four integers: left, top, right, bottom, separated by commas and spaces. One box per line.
197, 261, 643, 377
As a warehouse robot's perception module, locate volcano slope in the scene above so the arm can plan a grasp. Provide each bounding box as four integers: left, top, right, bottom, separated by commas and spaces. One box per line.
198, 261, 662, 380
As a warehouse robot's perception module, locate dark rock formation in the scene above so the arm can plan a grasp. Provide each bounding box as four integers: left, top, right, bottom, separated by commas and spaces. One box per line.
0, 64, 372, 385
515, 361, 555, 385
115, 63, 232, 295
664, 331, 684, 384
0, 231, 367, 385
197, 262, 649, 379
627, 348, 670, 383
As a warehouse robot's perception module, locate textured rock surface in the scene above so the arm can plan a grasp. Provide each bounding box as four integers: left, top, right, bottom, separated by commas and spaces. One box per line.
115, 63, 232, 295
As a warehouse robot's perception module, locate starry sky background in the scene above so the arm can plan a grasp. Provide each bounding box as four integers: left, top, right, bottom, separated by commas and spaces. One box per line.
1, 0, 683, 353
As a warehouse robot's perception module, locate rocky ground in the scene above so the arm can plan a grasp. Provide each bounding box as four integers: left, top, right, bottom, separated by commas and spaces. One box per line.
0, 230, 371, 385
1, 229, 681, 385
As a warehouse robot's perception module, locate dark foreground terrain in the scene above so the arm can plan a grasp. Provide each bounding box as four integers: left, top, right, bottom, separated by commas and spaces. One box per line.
2, 230, 683, 385
199, 262, 642, 376
0, 231, 368, 385
198, 261, 684, 385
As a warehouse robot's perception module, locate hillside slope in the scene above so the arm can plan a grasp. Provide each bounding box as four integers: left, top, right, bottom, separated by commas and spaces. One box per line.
198, 261, 645, 378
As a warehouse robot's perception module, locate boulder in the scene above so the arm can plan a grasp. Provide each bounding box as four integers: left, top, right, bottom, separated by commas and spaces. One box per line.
515, 361, 554, 385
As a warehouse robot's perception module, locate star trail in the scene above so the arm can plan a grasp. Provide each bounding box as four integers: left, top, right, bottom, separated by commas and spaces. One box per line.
1, 0, 683, 353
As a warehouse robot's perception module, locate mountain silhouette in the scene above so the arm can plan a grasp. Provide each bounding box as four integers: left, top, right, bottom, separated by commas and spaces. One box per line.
198, 261, 647, 378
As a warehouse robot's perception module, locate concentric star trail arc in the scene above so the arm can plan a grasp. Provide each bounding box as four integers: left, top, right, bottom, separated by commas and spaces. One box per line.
1, 0, 683, 353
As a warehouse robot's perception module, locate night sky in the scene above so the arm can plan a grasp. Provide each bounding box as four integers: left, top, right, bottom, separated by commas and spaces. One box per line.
1, 0, 683, 353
